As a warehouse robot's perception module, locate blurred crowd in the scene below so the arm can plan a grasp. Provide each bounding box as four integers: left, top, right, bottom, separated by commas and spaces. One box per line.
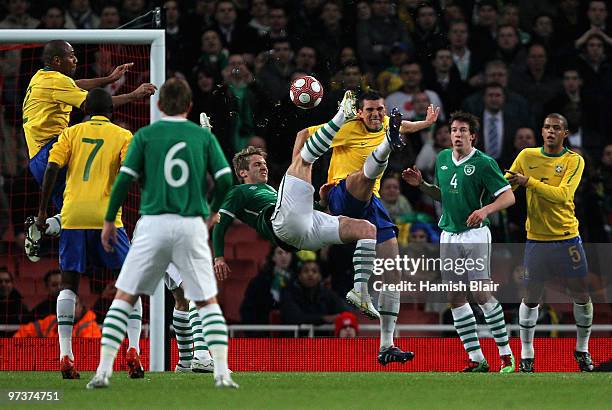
1, 0, 612, 331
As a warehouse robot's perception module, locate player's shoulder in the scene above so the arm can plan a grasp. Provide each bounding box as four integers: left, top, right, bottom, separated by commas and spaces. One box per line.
565, 148, 583, 161
472, 149, 503, 170
519, 147, 541, 159
436, 148, 453, 161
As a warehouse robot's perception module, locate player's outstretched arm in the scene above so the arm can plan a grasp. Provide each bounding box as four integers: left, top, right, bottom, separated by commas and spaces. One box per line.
111, 83, 157, 108
524, 155, 584, 204
75, 63, 134, 90
400, 104, 440, 134
402, 166, 441, 201
36, 162, 61, 232
466, 189, 515, 227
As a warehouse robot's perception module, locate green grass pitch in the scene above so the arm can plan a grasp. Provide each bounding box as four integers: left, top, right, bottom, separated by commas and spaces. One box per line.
1, 372, 610, 409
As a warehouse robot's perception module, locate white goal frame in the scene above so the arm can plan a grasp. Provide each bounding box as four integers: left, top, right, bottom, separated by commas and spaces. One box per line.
0, 29, 166, 372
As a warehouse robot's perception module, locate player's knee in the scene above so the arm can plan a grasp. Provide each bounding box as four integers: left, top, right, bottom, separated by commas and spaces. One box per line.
358, 220, 376, 240
172, 288, 189, 311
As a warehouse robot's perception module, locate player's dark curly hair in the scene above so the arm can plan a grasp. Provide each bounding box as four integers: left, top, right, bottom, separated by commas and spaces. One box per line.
232, 146, 267, 181
449, 111, 480, 135
356, 90, 383, 109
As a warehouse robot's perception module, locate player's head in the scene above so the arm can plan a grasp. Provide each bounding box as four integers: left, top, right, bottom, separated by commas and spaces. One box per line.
158, 78, 193, 117
542, 113, 569, 151
232, 146, 268, 184
84, 88, 113, 118
449, 111, 479, 154
357, 90, 385, 131
43, 40, 77, 77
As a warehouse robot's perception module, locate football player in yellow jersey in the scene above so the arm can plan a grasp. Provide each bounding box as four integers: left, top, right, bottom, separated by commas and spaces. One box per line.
304, 90, 439, 364
23, 40, 155, 260
506, 113, 594, 373
34, 89, 144, 380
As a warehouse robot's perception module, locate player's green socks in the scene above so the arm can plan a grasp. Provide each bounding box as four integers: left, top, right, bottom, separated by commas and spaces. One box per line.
480, 299, 511, 356
378, 290, 400, 348
57, 289, 76, 360
452, 303, 485, 362
173, 308, 194, 368
573, 300, 593, 352
189, 302, 212, 361
127, 297, 142, 354
519, 302, 538, 359
353, 239, 377, 294
198, 304, 229, 378
98, 299, 132, 376
301, 119, 342, 163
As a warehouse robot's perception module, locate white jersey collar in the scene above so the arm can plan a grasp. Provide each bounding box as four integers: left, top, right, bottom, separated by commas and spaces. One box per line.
452, 147, 477, 166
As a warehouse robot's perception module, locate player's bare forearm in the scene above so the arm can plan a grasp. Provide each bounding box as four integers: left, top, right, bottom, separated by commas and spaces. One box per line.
483, 189, 515, 214
400, 104, 440, 133
419, 181, 442, 201
75, 77, 113, 91
111, 83, 157, 108
38, 163, 60, 215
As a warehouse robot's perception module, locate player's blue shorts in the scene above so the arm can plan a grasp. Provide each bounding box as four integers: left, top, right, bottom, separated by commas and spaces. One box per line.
328, 179, 398, 244
60, 228, 130, 273
523, 236, 588, 282
29, 137, 67, 210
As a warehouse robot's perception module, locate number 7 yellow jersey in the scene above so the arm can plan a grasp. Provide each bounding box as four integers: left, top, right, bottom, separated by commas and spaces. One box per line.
48, 115, 133, 229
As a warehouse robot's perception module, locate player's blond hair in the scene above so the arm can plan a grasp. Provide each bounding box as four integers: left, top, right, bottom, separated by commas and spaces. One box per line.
232, 146, 267, 181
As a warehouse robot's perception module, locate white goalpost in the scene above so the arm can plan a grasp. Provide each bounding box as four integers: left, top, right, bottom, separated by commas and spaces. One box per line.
0, 29, 166, 372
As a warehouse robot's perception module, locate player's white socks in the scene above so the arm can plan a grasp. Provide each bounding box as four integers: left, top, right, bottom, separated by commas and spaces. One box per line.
97, 299, 133, 377
173, 308, 193, 368
57, 289, 76, 360
452, 303, 485, 363
573, 300, 593, 352
479, 299, 511, 356
300, 116, 344, 164
198, 304, 229, 378
519, 302, 538, 359
353, 239, 377, 295
189, 302, 212, 361
378, 290, 400, 348
363, 139, 391, 180
127, 297, 142, 354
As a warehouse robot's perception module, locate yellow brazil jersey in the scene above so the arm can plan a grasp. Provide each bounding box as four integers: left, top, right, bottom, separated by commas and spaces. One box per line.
22, 69, 88, 158
307, 116, 389, 197
48, 116, 132, 229
506, 147, 584, 241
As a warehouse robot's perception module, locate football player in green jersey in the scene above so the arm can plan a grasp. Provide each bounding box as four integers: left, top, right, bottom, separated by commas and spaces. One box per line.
403, 111, 517, 373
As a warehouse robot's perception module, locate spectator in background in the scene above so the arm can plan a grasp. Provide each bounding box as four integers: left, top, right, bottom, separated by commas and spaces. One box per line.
509, 43, 562, 125
448, 20, 485, 89
425, 48, 469, 116
182, 0, 217, 40
554, 0, 581, 49
499, 3, 530, 45
309, 1, 353, 77
462, 60, 532, 129
98, 4, 121, 29
477, 83, 521, 165
0, 268, 30, 332
294, 46, 318, 78
379, 173, 413, 222
164, 0, 191, 77
356, 0, 412, 75
575, 1, 612, 50
469, 0, 498, 62
415, 122, 451, 183
30, 270, 62, 320
38, 5, 66, 29
335, 311, 359, 337
195, 29, 228, 77
248, 0, 270, 37
412, 4, 446, 63
64, 0, 100, 29
240, 247, 295, 325
14, 298, 100, 338
492, 25, 527, 71
599, 144, 612, 237
574, 34, 611, 99
281, 259, 349, 326
385, 62, 445, 121
376, 42, 411, 97
212, 0, 260, 56
256, 38, 295, 104
120, 0, 147, 25
531, 14, 559, 56
291, 0, 323, 46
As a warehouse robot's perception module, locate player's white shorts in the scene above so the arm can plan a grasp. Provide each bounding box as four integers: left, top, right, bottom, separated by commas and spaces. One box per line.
271, 174, 341, 251
164, 263, 182, 291
115, 214, 217, 301
440, 226, 491, 282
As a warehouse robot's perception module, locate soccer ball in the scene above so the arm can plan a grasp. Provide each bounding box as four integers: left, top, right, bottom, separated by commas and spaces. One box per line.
289, 75, 323, 109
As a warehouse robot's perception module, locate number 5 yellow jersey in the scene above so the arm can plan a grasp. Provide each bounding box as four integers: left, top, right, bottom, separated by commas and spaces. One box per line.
48, 115, 133, 229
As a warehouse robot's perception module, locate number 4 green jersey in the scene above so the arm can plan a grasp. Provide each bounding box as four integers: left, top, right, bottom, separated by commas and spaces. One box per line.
121, 118, 231, 218
434, 148, 510, 233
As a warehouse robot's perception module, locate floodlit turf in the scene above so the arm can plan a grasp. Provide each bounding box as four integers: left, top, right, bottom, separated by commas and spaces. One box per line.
0, 372, 611, 409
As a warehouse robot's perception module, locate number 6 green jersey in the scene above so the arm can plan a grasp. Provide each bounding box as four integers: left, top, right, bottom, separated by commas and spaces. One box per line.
121, 118, 231, 218
434, 148, 510, 233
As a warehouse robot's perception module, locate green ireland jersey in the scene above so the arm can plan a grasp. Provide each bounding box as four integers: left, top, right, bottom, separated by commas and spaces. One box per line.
121, 118, 231, 218
218, 183, 278, 243
434, 148, 510, 233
